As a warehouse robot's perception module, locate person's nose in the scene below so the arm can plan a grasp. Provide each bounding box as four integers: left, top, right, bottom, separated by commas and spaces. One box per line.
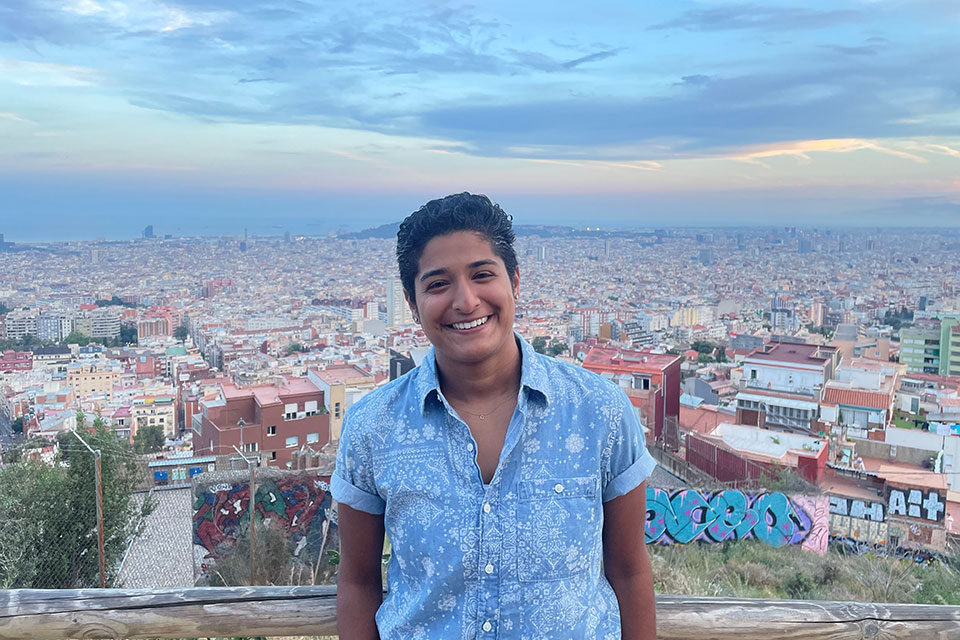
452, 278, 481, 314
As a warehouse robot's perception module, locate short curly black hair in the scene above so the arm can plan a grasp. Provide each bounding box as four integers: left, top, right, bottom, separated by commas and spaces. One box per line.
397, 192, 517, 306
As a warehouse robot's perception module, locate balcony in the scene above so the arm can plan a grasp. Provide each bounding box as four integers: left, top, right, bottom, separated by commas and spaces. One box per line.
739, 379, 819, 399
1, 586, 957, 639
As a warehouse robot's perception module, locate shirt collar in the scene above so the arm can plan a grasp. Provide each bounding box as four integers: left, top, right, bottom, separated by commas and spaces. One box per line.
415, 333, 553, 416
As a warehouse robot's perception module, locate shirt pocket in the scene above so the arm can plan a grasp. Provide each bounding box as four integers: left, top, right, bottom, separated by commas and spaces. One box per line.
517, 477, 600, 582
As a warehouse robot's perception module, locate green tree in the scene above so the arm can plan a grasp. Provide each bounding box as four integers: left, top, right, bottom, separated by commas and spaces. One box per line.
547, 341, 568, 357
173, 325, 189, 340
62, 331, 92, 346
133, 424, 165, 454
119, 324, 138, 345
691, 340, 715, 355
531, 336, 548, 354
11, 416, 23, 434
284, 343, 308, 355
0, 412, 152, 588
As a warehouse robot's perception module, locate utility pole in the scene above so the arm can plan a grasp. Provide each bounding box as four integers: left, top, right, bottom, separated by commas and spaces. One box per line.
73, 429, 106, 588
233, 445, 257, 585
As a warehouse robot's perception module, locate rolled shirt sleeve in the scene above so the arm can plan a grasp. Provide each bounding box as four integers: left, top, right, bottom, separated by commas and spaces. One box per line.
602, 388, 657, 502
331, 408, 385, 515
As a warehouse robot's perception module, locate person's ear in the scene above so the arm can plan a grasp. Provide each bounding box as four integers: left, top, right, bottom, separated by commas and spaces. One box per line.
512, 268, 520, 302
404, 290, 420, 324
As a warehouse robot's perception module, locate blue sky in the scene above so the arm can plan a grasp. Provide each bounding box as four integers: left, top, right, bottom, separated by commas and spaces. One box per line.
2, 0, 960, 239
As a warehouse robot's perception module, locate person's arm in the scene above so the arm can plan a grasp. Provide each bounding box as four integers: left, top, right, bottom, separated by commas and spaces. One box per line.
336, 503, 385, 640
603, 481, 656, 640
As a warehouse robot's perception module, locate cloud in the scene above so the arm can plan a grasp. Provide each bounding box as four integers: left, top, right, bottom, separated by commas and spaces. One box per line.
648, 4, 860, 32
0, 112, 29, 122
819, 44, 881, 56
0, 59, 101, 86
724, 138, 928, 164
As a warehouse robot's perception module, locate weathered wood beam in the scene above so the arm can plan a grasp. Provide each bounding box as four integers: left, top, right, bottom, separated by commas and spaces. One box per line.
1, 588, 959, 639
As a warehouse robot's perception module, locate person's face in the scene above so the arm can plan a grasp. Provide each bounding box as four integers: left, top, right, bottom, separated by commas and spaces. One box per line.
408, 231, 519, 367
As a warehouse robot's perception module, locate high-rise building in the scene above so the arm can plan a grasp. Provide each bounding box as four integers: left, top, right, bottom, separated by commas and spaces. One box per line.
37, 312, 65, 342
771, 294, 799, 333
4, 309, 38, 340
91, 307, 122, 339
810, 302, 825, 327
537, 245, 548, 262
143, 225, 154, 239
899, 316, 960, 376
699, 248, 714, 266
385, 276, 414, 327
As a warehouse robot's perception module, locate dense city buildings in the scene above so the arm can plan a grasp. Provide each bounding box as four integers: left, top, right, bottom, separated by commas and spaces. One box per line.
4, 226, 960, 555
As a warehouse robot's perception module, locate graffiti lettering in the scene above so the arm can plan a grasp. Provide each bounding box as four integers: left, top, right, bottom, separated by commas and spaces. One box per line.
645, 488, 820, 549
829, 496, 884, 522
886, 486, 945, 523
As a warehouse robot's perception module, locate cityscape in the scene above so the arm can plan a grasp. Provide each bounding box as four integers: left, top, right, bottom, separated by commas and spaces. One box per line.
2, 224, 960, 567
4, 0, 960, 630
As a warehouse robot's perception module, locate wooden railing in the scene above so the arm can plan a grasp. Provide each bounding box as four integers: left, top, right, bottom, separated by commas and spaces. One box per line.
2, 586, 960, 639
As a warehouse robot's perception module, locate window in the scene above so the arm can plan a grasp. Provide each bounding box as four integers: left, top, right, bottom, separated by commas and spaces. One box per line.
307, 432, 319, 443
270, 451, 277, 460
335, 402, 341, 419
267, 425, 276, 436
243, 442, 257, 452
284, 402, 298, 420
285, 436, 298, 448
305, 400, 318, 416
750, 369, 757, 380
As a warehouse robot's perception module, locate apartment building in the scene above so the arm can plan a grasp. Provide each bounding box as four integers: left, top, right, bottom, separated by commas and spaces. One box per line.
193, 377, 330, 468
66, 360, 122, 401
735, 341, 840, 434
820, 358, 901, 439
307, 364, 380, 441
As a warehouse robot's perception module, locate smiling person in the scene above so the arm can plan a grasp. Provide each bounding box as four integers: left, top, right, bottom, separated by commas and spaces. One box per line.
332, 193, 657, 639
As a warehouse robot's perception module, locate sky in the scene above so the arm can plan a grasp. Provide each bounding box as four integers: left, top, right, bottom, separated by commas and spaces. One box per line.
2, 0, 960, 240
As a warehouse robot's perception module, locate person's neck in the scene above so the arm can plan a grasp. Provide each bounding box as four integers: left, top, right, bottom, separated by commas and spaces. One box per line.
436, 338, 522, 406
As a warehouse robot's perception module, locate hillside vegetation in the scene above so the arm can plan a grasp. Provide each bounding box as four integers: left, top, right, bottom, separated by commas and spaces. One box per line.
648, 541, 960, 605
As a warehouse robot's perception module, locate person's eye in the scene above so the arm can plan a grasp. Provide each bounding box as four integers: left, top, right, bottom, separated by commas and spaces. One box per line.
473, 271, 494, 280
426, 280, 447, 290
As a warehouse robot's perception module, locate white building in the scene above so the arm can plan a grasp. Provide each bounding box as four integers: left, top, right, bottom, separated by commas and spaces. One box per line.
385, 276, 414, 327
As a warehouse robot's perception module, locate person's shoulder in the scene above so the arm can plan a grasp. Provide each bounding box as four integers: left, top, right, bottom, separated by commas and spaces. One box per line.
344, 368, 422, 428
531, 352, 626, 406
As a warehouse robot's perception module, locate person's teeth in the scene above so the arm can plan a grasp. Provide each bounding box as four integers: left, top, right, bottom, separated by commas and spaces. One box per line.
453, 316, 488, 330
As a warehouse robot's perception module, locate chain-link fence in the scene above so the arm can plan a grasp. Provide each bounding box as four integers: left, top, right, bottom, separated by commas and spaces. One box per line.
0, 422, 338, 590
0, 421, 153, 589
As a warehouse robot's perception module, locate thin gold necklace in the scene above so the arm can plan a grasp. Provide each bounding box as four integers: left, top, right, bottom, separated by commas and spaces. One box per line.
447, 388, 517, 421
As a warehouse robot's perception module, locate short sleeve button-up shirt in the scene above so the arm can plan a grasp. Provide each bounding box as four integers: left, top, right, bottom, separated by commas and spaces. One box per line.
332, 335, 657, 639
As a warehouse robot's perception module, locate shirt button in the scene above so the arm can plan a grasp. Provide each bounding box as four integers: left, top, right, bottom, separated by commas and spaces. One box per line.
484, 563, 494, 574
483, 502, 491, 513
467, 442, 474, 452
554, 483, 564, 494
482, 621, 493, 632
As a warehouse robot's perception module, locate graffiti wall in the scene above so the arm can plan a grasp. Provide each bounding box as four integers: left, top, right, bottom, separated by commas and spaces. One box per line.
828, 496, 888, 547
192, 469, 337, 578
645, 487, 829, 554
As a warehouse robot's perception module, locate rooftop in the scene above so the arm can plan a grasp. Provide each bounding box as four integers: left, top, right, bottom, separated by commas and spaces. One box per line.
581, 346, 680, 373
220, 376, 320, 406
745, 342, 835, 366
706, 422, 826, 464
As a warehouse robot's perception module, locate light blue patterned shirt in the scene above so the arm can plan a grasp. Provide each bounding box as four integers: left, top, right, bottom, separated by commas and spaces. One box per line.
332, 335, 656, 639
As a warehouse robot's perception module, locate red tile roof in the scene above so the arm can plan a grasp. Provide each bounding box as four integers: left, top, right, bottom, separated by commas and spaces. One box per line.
822, 386, 891, 410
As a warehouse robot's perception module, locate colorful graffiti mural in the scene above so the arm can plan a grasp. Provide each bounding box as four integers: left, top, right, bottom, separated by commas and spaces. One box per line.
193, 472, 336, 575
645, 487, 829, 554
